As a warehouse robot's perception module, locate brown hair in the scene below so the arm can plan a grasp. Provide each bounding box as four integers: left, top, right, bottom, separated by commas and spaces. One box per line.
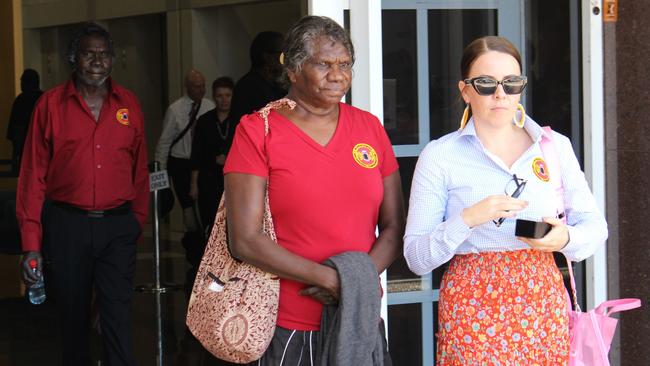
211, 76, 234, 94
460, 36, 522, 79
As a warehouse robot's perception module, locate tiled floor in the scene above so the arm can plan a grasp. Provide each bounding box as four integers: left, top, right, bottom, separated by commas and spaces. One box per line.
0, 222, 233, 366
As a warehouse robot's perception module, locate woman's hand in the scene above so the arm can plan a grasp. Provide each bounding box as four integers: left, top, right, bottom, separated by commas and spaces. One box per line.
299, 266, 340, 305
518, 217, 569, 252
189, 182, 198, 201
461, 195, 528, 228
300, 286, 339, 305
227, 173, 345, 294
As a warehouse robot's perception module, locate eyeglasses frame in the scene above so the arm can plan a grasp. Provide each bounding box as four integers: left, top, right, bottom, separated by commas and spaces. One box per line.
494, 174, 528, 227
464, 75, 528, 96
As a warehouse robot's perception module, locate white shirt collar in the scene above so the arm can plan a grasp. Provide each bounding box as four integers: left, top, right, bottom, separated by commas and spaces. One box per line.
457, 114, 549, 143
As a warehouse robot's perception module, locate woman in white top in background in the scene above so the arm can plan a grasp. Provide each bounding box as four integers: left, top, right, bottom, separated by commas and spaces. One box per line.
403, 36, 607, 365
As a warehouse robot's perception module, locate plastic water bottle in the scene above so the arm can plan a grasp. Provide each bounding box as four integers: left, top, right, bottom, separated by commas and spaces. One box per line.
27, 258, 46, 305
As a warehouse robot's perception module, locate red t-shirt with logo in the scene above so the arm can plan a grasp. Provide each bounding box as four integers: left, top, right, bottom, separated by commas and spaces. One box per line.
224, 102, 398, 330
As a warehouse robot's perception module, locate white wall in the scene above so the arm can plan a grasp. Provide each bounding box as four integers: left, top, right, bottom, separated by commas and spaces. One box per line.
22, 0, 167, 28
191, 0, 302, 91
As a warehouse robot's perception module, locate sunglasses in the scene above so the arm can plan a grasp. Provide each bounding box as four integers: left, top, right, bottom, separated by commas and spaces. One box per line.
494, 174, 527, 227
464, 76, 528, 96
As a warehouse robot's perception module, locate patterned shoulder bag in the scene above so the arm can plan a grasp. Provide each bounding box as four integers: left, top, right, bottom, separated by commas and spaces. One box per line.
186, 98, 296, 363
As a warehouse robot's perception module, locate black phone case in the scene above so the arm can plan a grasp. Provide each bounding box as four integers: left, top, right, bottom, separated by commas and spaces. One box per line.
515, 219, 552, 239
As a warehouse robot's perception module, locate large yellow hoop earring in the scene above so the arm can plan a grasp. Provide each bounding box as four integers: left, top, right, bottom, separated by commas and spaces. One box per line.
514, 103, 526, 128
459, 104, 470, 130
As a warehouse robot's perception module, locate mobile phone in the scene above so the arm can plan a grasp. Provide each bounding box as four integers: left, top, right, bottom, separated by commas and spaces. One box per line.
515, 219, 552, 239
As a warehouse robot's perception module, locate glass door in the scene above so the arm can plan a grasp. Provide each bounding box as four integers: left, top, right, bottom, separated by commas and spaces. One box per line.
381, 1, 524, 365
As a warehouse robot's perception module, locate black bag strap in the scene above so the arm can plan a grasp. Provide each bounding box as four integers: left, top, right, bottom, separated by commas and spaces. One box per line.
169, 100, 202, 153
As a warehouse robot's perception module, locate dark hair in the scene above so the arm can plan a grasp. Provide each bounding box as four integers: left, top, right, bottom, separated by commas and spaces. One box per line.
280, 16, 355, 86
66, 22, 114, 67
250, 31, 283, 68
20, 69, 40, 91
211, 76, 234, 94
460, 36, 522, 79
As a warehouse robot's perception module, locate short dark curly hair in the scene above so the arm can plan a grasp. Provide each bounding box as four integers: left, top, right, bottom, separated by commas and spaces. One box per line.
280, 16, 355, 88
211, 76, 235, 94
66, 22, 114, 67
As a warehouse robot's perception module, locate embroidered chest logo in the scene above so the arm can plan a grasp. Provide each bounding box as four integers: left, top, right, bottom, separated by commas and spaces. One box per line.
116, 108, 130, 126
532, 157, 550, 182
352, 143, 378, 169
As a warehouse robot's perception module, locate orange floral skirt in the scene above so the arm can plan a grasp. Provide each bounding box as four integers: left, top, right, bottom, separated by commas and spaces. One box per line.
437, 250, 569, 365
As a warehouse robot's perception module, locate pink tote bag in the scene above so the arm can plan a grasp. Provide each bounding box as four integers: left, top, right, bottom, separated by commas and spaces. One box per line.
565, 261, 640, 366
540, 126, 642, 366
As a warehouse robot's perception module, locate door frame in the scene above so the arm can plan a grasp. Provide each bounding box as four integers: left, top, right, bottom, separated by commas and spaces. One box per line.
380, 0, 524, 159
307, 0, 607, 362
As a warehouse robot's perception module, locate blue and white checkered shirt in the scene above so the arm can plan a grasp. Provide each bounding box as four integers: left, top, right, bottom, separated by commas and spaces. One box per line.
404, 117, 608, 275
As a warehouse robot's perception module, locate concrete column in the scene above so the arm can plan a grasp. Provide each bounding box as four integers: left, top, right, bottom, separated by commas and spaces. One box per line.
606, 2, 650, 365
603, 10, 621, 366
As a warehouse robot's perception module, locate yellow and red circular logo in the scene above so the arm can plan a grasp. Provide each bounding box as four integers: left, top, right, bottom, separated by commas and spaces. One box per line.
532, 157, 550, 182
352, 143, 378, 169
116, 108, 130, 126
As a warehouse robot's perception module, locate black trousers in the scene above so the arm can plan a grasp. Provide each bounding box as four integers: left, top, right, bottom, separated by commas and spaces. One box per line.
42, 203, 140, 366
167, 156, 193, 209
246, 324, 392, 366
246, 327, 320, 366
197, 174, 223, 233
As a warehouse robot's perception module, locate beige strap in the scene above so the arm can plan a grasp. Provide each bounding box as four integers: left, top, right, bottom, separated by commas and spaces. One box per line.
257, 98, 297, 136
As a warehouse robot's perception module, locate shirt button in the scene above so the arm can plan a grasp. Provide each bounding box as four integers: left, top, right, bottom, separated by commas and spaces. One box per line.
97, 164, 102, 169
96, 144, 101, 149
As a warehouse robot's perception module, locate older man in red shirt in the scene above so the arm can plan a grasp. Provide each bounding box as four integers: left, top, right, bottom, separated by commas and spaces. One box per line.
17, 22, 148, 366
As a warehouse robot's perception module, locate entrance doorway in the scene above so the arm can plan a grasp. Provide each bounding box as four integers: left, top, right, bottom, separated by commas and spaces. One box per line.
378, 1, 587, 364
379, 1, 524, 365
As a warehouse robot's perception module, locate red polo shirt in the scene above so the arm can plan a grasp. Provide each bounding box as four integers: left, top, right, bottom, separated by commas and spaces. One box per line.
224, 102, 398, 330
17, 78, 149, 252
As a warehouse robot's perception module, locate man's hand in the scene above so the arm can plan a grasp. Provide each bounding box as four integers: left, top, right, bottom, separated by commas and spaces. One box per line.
22, 251, 43, 285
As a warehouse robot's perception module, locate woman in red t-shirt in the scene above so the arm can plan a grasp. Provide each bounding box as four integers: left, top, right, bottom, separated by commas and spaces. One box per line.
224, 15, 405, 365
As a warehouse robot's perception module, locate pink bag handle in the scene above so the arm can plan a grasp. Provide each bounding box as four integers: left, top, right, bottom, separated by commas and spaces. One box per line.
540, 127, 641, 316
595, 298, 642, 317
539, 127, 566, 225
539, 127, 580, 310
